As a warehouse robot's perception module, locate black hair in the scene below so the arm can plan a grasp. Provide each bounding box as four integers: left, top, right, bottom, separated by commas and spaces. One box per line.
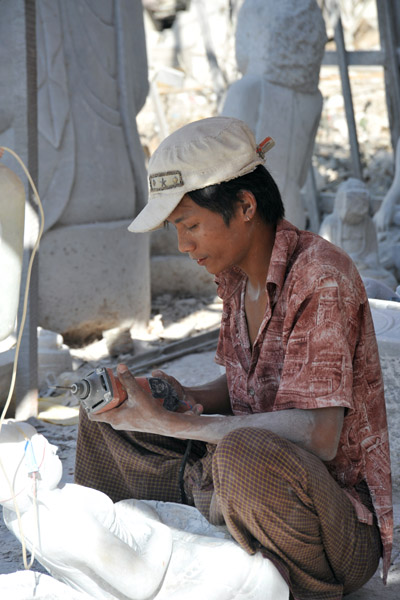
187, 164, 284, 226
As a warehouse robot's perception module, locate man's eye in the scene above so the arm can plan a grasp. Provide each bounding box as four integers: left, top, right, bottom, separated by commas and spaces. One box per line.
188, 224, 198, 231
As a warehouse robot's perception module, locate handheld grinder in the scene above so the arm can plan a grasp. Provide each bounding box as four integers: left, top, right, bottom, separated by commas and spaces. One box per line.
57, 367, 187, 414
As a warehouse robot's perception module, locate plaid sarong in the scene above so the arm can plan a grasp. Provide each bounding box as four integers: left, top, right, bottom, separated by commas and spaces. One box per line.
74, 406, 214, 512
75, 411, 381, 600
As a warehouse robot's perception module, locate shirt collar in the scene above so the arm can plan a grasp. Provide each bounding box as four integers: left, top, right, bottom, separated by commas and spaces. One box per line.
215, 219, 300, 302
266, 219, 300, 302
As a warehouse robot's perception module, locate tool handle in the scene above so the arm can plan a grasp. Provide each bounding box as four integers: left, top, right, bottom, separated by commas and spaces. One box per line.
103, 368, 185, 414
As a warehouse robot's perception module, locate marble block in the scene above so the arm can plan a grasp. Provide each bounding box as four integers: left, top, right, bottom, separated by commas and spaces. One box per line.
38, 221, 150, 344
369, 298, 400, 357
151, 255, 216, 297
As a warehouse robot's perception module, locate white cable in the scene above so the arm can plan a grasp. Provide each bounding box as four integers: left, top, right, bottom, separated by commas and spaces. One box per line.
0, 146, 45, 569
0, 146, 44, 423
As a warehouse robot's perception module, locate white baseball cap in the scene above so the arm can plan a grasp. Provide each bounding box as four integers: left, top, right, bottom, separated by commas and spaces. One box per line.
128, 116, 274, 232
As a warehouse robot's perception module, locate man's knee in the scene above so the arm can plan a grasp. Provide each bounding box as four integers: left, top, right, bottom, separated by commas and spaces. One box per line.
212, 428, 290, 492
212, 427, 313, 507
214, 427, 291, 471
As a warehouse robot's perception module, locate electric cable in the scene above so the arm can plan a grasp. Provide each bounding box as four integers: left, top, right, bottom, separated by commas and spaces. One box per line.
0, 146, 45, 423
0, 146, 45, 569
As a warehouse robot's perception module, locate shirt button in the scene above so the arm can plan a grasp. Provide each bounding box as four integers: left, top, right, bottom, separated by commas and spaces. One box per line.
249, 388, 255, 396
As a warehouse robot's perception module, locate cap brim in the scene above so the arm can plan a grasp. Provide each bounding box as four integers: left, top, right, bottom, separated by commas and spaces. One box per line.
128, 193, 182, 232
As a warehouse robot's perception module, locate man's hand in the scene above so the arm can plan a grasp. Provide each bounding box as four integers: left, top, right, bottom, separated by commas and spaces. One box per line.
88, 364, 165, 430
151, 369, 204, 415
88, 365, 203, 433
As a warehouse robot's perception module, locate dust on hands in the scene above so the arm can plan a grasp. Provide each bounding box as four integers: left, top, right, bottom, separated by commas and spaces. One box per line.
88, 364, 163, 431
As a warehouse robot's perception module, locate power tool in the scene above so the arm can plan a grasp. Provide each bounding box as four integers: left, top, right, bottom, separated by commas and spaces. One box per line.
57, 367, 187, 414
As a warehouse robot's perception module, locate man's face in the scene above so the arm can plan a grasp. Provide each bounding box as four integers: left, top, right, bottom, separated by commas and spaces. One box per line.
167, 194, 252, 276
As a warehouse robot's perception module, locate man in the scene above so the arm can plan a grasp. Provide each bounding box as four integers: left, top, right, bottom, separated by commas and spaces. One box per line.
75, 117, 392, 600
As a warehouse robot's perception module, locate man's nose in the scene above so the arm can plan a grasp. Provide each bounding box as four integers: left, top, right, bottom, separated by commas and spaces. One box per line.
177, 230, 195, 254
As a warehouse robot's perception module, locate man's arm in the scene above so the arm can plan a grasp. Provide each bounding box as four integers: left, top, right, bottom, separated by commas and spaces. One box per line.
90, 365, 344, 462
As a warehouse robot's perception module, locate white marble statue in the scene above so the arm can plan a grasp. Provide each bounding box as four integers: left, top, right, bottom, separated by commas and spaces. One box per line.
319, 178, 398, 290
221, 0, 327, 229
1, 0, 151, 343
374, 138, 400, 281
0, 421, 289, 600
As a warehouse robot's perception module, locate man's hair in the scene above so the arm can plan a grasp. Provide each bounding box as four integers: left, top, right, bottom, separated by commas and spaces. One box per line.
188, 165, 285, 226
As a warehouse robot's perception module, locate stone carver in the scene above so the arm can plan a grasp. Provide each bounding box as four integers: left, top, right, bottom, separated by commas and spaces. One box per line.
75, 117, 392, 600
319, 177, 398, 290
221, 0, 327, 229
0, 420, 288, 600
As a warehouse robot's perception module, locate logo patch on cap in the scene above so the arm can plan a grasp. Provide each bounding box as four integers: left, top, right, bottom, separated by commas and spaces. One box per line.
149, 171, 184, 192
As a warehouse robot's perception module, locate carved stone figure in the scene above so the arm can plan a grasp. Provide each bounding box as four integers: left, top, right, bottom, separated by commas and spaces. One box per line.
374, 137, 400, 281
0, 421, 289, 600
0, 0, 152, 344
319, 178, 398, 290
37, 0, 149, 230
221, 0, 327, 229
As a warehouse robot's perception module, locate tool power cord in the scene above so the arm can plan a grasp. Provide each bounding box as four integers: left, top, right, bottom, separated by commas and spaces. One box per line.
0, 146, 45, 570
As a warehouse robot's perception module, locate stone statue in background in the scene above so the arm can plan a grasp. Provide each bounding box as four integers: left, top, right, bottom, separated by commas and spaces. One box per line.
362, 278, 400, 303
37, 0, 149, 230
319, 178, 398, 290
0, 421, 289, 600
35, 0, 151, 344
374, 137, 400, 282
221, 0, 327, 229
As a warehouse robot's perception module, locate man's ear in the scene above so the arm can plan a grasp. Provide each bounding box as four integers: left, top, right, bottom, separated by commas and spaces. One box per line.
237, 190, 257, 222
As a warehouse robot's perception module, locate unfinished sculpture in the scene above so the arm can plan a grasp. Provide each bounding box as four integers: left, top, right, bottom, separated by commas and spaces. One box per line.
319, 178, 398, 290
374, 138, 400, 282
221, 0, 327, 229
0, 421, 289, 600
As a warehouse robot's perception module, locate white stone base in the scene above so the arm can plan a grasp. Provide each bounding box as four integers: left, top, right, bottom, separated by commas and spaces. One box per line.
151, 255, 216, 297
38, 221, 150, 344
369, 298, 400, 357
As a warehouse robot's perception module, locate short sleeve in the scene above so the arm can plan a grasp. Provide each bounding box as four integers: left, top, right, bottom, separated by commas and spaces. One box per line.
274, 275, 359, 411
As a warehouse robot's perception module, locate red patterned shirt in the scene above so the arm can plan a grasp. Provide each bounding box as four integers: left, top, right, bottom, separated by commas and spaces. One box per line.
215, 219, 393, 581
